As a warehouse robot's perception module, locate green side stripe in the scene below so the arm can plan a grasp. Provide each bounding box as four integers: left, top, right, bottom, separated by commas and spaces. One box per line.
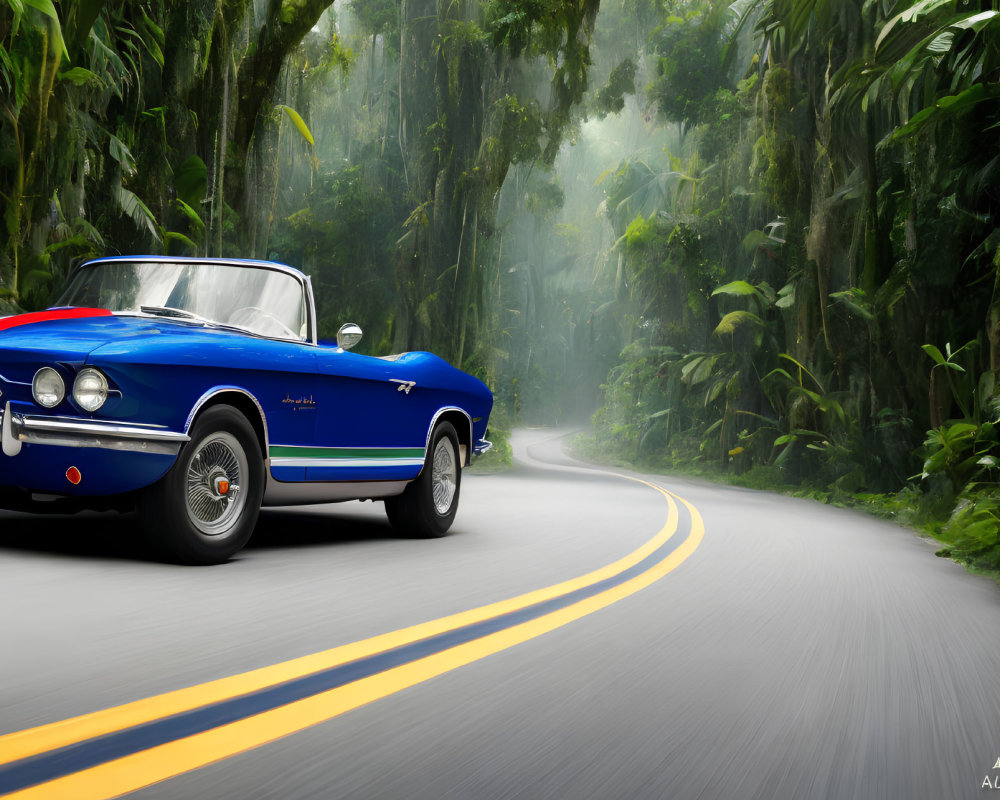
269, 446, 425, 459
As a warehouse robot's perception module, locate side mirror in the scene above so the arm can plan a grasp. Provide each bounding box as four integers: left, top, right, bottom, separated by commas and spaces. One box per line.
336, 323, 363, 351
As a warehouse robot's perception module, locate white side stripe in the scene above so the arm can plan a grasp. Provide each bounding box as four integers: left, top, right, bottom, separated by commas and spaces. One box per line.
270, 457, 426, 469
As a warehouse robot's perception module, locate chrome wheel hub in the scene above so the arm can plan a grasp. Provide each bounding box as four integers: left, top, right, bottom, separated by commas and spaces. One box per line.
186, 432, 247, 536
431, 437, 457, 515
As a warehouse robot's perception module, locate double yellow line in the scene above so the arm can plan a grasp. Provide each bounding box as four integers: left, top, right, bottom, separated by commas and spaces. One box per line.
0, 476, 703, 799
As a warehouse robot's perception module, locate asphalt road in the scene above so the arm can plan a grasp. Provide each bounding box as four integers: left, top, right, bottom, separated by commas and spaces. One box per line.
2, 428, 1000, 799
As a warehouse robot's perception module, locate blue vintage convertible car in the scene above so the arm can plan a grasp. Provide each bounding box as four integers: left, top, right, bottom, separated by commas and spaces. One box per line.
0, 256, 492, 563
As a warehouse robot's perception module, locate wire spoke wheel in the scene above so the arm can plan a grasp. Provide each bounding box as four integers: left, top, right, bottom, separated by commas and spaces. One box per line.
431, 437, 457, 515
141, 405, 263, 564
184, 431, 248, 537
384, 421, 462, 538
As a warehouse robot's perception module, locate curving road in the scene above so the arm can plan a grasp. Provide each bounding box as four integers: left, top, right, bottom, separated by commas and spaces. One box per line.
1, 428, 999, 799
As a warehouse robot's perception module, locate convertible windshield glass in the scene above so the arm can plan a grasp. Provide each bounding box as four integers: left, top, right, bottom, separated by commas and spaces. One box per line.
58, 260, 308, 341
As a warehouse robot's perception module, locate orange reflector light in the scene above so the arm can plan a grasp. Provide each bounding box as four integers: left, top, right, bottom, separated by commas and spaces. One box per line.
66, 466, 82, 485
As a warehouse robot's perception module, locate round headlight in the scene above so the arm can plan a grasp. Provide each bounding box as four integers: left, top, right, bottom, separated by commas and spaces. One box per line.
73, 368, 109, 412
32, 367, 66, 408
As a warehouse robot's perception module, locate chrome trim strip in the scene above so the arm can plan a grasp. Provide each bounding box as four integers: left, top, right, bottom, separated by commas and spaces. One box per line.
303, 274, 318, 346
15, 416, 187, 441
424, 407, 473, 467
2, 404, 21, 456
474, 437, 493, 455
271, 445, 426, 453
12, 432, 182, 455
270, 457, 425, 469
184, 386, 270, 454
263, 479, 408, 506
0, 372, 30, 387
5, 409, 188, 456
80, 255, 308, 281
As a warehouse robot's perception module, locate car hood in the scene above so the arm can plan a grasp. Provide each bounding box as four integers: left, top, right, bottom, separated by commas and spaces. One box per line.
0, 311, 165, 357
0, 311, 252, 381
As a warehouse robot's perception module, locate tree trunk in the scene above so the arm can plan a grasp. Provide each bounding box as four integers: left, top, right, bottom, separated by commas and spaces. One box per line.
228, 0, 335, 238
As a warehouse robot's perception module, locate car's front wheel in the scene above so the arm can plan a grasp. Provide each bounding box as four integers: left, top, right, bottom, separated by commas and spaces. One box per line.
140, 405, 264, 564
384, 421, 461, 537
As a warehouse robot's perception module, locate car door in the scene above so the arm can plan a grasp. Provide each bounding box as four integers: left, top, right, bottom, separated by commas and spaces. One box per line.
237, 339, 320, 484
305, 346, 430, 482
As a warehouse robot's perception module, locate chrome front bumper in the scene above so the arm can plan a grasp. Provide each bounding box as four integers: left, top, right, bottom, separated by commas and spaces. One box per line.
1, 402, 189, 457
473, 437, 493, 456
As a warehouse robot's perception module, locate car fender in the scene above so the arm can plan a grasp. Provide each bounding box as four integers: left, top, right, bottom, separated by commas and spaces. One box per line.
184, 385, 271, 460
425, 406, 473, 467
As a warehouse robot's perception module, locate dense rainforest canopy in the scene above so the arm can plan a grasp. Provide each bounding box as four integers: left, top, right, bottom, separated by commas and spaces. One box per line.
4, 0, 1000, 571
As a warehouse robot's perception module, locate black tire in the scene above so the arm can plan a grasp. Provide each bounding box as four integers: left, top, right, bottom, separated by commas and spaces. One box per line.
385, 421, 462, 538
140, 405, 264, 564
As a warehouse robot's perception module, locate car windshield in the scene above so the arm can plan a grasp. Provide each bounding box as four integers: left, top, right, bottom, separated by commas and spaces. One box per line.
58, 260, 308, 341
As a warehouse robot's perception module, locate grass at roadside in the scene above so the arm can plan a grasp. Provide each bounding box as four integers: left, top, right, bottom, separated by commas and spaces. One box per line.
467, 433, 512, 474
467, 405, 513, 475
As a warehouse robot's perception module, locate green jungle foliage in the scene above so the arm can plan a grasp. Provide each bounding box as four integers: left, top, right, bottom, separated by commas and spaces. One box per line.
0, 0, 604, 461
584, 0, 1000, 576
4, 0, 1000, 572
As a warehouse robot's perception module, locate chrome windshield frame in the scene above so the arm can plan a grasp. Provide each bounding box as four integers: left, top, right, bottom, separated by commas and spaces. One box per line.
58, 256, 318, 346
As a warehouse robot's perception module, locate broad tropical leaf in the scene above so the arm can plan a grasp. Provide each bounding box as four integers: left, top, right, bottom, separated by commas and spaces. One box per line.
277, 104, 316, 146
20, 269, 54, 294
113, 184, 159, 242
712, 280, 759, 297
681, 353, 722, 385
22, 0, 68, 59
58, 67, 101, 87
174, 156, 207, 208
713, 310, 762, 336
777, 353, 824, 391
174, 199, 204, 230
164, 231, 197, 250
108, 135, 136, 175
921, 343, 965, 371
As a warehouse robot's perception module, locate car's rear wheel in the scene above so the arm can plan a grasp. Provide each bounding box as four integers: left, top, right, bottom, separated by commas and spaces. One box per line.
141, 405, 264, 564
384, 421, 461, 537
